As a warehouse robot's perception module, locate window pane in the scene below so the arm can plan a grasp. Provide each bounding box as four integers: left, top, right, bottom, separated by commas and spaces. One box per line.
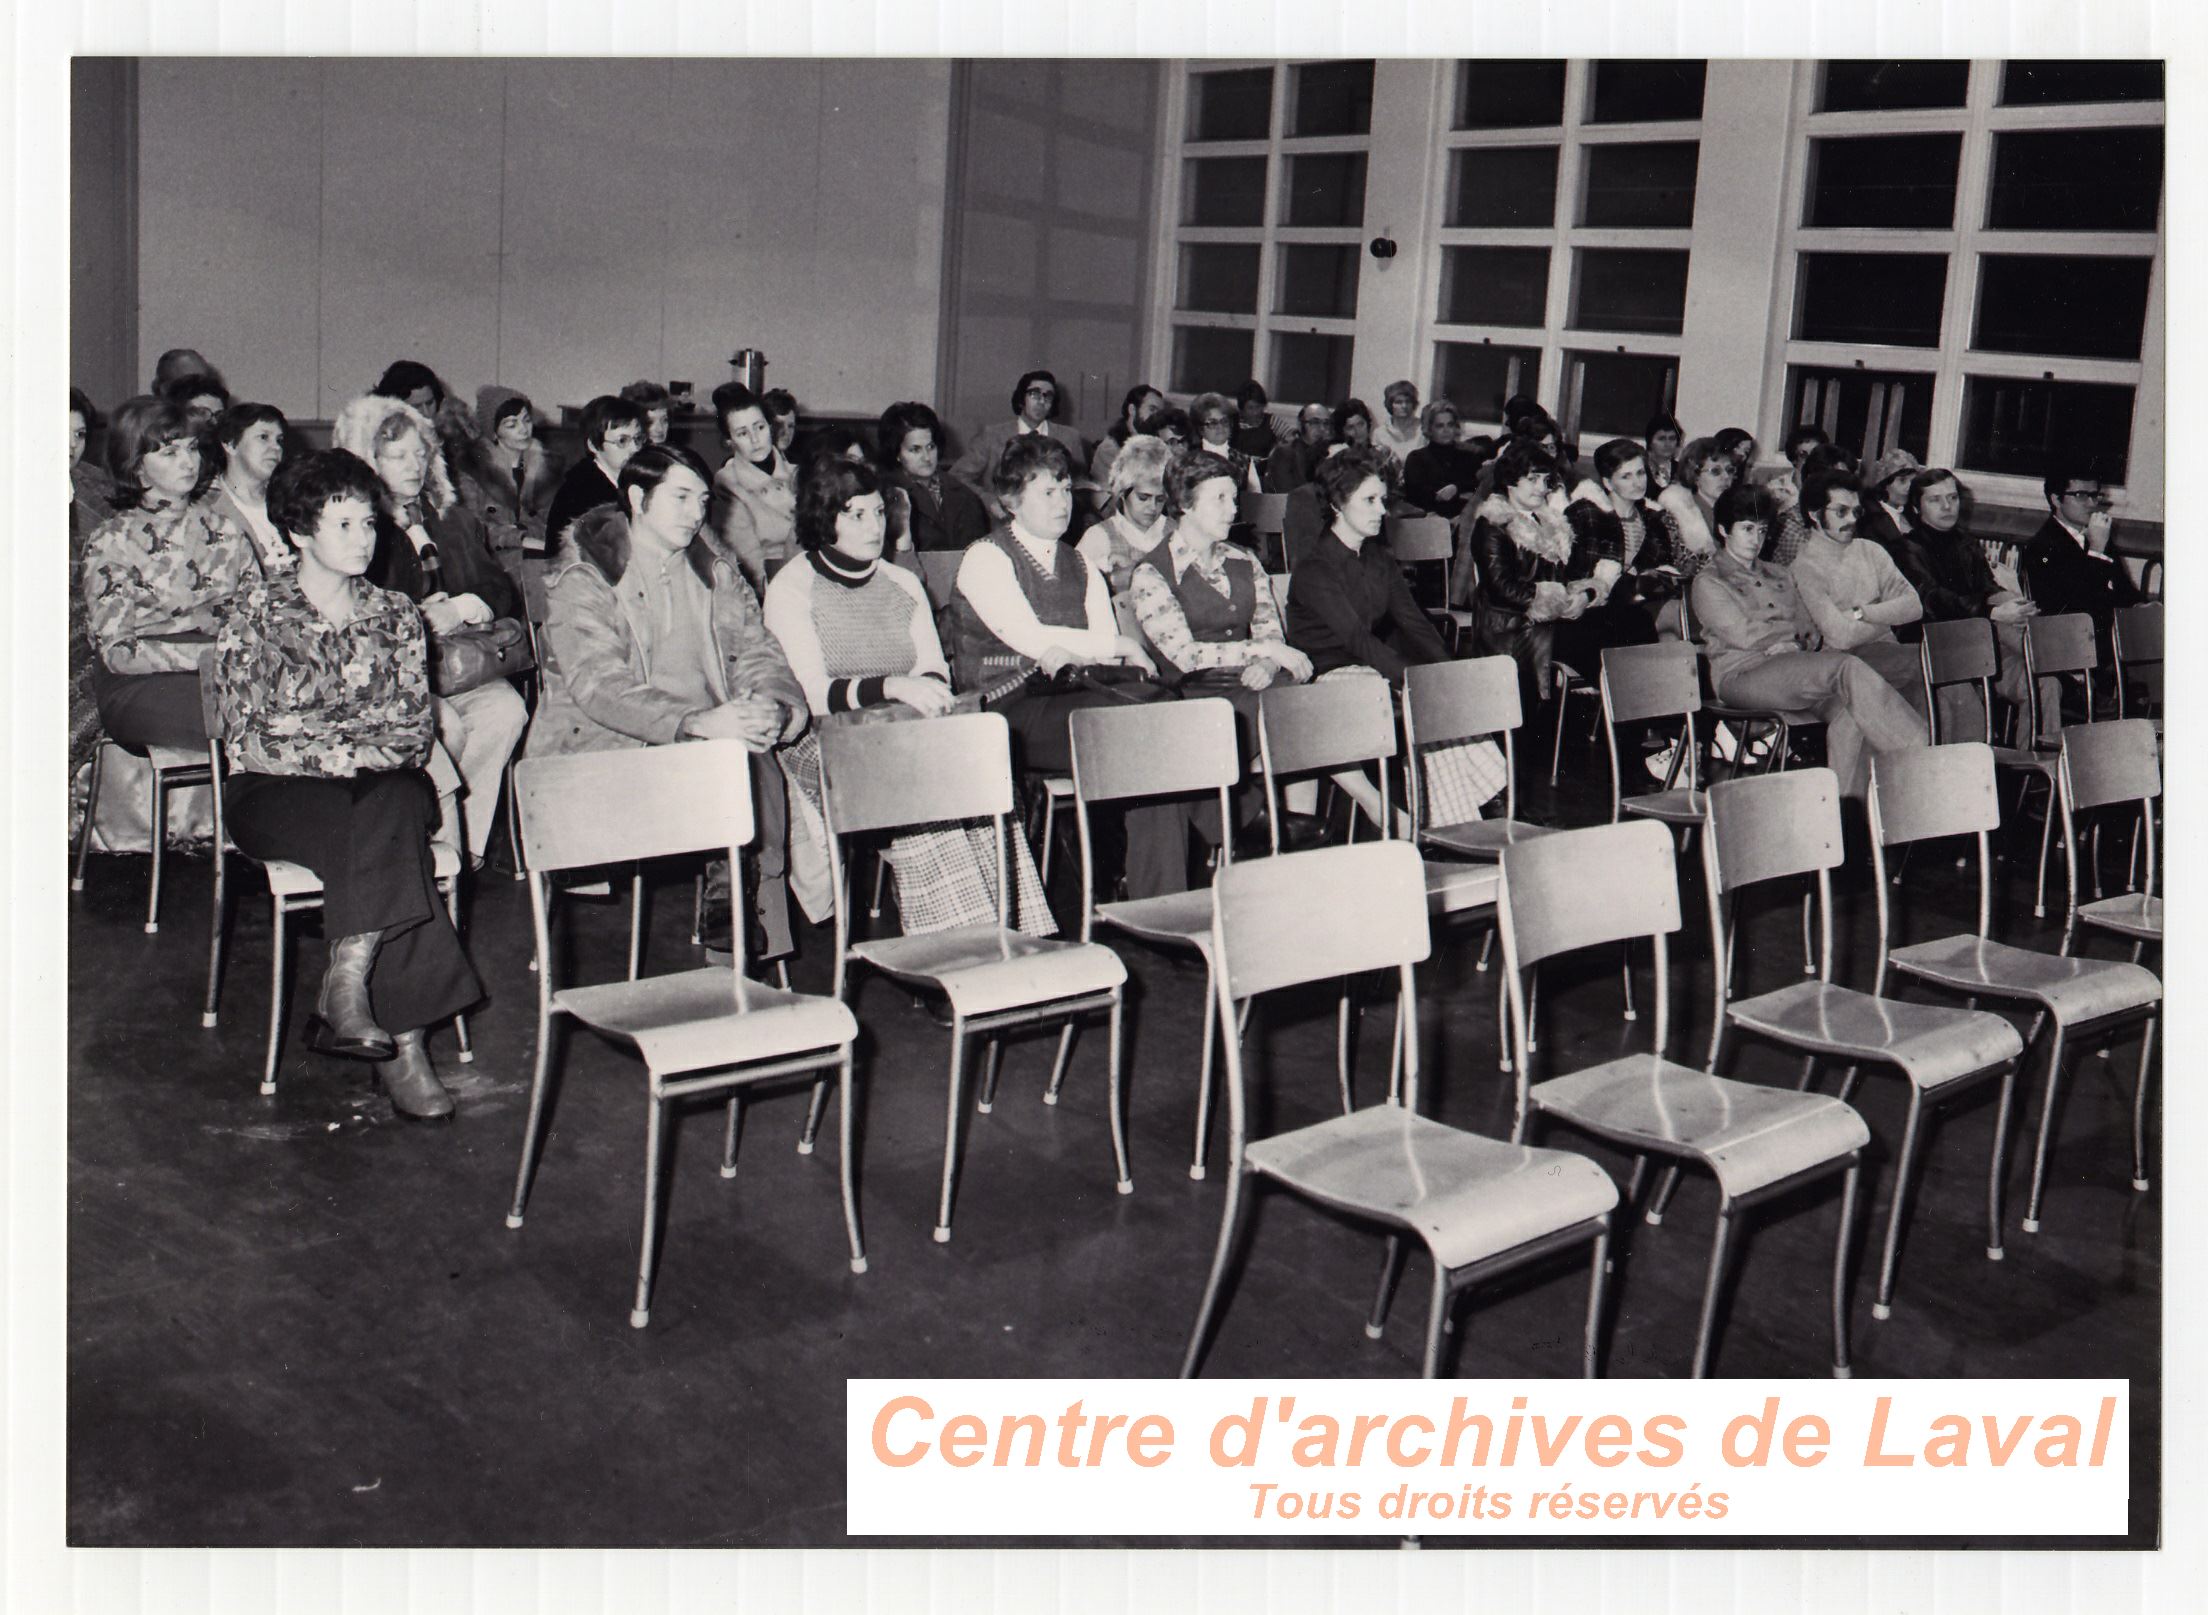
1988, 129, 2163, 231
1445, 145, 1559, 228
1572, 248, 1690, 336
1960, 376, 2134, 483
1188, 67, 1273, 141
1283, 152, 1368, 227
1570, 351, 1680, 439
1182, 156, 1268, 227
1272, 332, 1356, 405
1439, 246, 1550, 327
1275, 244, 1362, 318
1788, 366, 1934, 465
1290, 60, 1374, 137
1172, 325, 1256, 395
1820, 60, 1970, 112
1177, 244, 1262, 315
2001, 60, 2164, 106
1582, 141, 1699, 228
1795, 252, 1948, 347
1975, 255, 2152, 360
1455, 60, 1566, 128
1435, 342, 1542, 423
1806, 133, 1962, 228
1589, 61, 1706, 124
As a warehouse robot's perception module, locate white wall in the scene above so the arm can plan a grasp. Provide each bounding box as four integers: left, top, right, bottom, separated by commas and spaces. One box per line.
135, 58, 951, 421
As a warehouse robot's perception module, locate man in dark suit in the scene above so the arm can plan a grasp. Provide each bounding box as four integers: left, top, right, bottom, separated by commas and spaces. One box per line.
2021, 466, 2140, 631
542, 395, 648, 550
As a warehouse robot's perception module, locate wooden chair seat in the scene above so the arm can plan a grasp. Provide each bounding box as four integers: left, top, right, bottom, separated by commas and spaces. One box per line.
1727, 981, 2023, 1091
556, 968, 858, 1075
850, 927, 1126, 1021
1890, 934, 2160, 1023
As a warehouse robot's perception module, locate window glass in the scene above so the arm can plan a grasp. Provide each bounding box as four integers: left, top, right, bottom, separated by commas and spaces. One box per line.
1572, 248, 1690, 336
1455, 61, 1566, 129
1439, 246, 1550, 328
1283, 152, 1368, 227
1436, 343, 1543, 424
1177, 244, 1262, 315
2001, 60, 2164, 106
1588, 61, 1706, 124
1787, 366, 1935, 465
1795, 253, 1948, 348
1570, 351, 1680, 438
1275, 244, 1362, 319
1290, 60, 1374, 137
1974, 255, 2152, 361
1987, 129, 2163, 231
1182, 156, 1268, 227
1582, 141, 1699, 228
1820, 60, 1969, 112
1445, 146, 1559, 228
1188, 67, 1273, 142
1272, 332, 1357, 405
1960, 376, 2133, 483
1806, 133, 1962, 229
1171, 326, 1256, 395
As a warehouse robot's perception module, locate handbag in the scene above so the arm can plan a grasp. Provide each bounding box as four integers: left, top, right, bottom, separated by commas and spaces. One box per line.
431, 618, 535, 696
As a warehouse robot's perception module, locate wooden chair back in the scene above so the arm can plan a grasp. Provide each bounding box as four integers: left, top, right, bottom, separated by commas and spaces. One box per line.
514, 741, 754, 874
821, 712, 1014, 834
1704, 767, 1844, 894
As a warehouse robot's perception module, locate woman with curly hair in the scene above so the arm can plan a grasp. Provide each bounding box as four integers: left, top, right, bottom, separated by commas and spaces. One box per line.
1654, 435, 1738, 579
1076, 433, 1175, 596
877, 400, 989, 554
1564, 436, 1683, 633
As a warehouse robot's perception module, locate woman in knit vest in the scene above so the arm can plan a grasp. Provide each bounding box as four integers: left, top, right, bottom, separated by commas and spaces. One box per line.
1076, 433, 1176, 597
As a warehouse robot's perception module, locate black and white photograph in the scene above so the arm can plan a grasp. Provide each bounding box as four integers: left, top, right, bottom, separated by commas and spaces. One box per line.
18, 7, 2202, 1609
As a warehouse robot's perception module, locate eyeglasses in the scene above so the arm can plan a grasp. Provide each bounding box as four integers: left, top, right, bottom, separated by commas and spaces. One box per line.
603, 430, 644, 449
1024, 387, 1056, 400
2060, 486, 2111, 505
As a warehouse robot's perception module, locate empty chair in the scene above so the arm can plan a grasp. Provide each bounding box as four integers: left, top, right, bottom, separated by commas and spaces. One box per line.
2058, 719, 2161, 948
1918, 616, 2001, 744
1239, 489, 1288, 573
1700, 767, 2024, 1322
1383, 512, 1473, 650
71, 729, 215, 937
1180, 841, 1617, 1378
1996, 612, 2098, 917
506, 741, 863, 1327
1404, 656, 1555, 859
1067, 698, 1242, 1180
1867, 742, 2159, 1237
2111, 603, 2162, 724
1507, 818, 1869, 1377
821, 712, 1129, 1242
1599, 643, 1705, 829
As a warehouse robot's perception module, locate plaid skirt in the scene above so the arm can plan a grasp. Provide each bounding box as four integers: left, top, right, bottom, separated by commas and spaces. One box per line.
1311, 666, 1507, 827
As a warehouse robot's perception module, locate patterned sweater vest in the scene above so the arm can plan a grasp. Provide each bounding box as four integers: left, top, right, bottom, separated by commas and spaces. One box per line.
813, 569, 923, 685
1132, 549, 1253, 676
950, 529, 1090, 692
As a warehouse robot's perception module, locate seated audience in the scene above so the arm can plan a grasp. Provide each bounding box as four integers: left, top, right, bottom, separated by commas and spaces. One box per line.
1377, 380, 1426, 464
1786, 471, 1925, 708
1565, 436, 1683, 634
152, 348, 221, 399
1330, 398, 1379, 460
1089, 383, 1165, 489
948, 436, 1187, 899
1286, 448, 1449, 685
1078, 434, 1175, 596
1767, 423, 1832, 520
1231, 381, 1282, 460
2022, 465, 2140, 638
533, 445, 808, 959
1644, 413, 1685, 491
1401, 399, 1485, 520
1265, 403, 1332, 493
372, 360, 446, 419
542, 395, 647, 554
1861, 448, 1922, 553
1690, 485, 1927, 797
620, 380, 673, 446
165, 372, 231, 435
1654, 436, 1737, 580
469, 389, 561, 553
1128, 451, 1310, 693
761, 388, 801, 459
210, 403, 291, 574
1713, 427, 1760, 477
877, 401, 989, 553
1190, 392, 1262, 491
69, 389, 115, 784
82, 395, 258, 752
1766, 443, 1860, 567
337, 392, 527, 871
708, 380, 800, 590
763, 459, 1052, 935
1149, 408, 1194, 458
213, 449, 483, 1121
950, 370, 1083, 510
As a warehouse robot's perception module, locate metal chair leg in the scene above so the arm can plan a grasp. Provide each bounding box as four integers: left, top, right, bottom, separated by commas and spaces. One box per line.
1366, 1234, 1408, 1340
796, 1078, 827, 1154
838, 1052, 868, 1273
2032, 780, 2057, 918
1191, 959, 1219, 1180
145, 767, 168, 934
1044, 1020, 1076, 1104
1420, 1260, 1452, 1378
1107, 988, 1132, 1195
1872, 1089, 1927, 1320
1831, 1163, 1860, 1378
977, 1038, 1004, 1113
506, 998, 559, 1227
868, 849, 889, 921
72, 742, 105, 892
1584, 1227, 1610, 1378
934, 1021, 969, 1243
727, 1093, 752, 1174
1647, 1162, 1684, 1225
260, 899, 288, 1096
627, 869, 646, 981
1986, 1061, 2016, 1262
1181, 1166, 1254, 1377
1497, 968, 1513, 1075
690, 872, 706, 947
201, 833, 228, 1029
1335, 988, 1356, 1113
1689, 1206, 1737, 1378
630, 1092, 668, 1328
1801, 891, 1816, 975
1475, 924, 1495, 974
1619, 939, 1637, 1022
505, 769, 526, 881
1037, 792, 1058, 888
441, 876, 474, 1063
2022, 1027, 2069, 1234
1549, 670, 1570, 785
2132, 1016, 2158, 1193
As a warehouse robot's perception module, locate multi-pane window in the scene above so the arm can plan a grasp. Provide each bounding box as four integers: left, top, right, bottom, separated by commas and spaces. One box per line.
1781, 59, 2162, 490
1167, 60, 1373, 401
1430, 59, 1698, 436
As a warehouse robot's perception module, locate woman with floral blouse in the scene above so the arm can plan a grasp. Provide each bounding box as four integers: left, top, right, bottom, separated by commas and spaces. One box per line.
214, 449, 483, 1123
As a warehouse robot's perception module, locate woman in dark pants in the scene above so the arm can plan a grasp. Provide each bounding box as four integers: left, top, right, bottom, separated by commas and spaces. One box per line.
214, 449, 484, 1123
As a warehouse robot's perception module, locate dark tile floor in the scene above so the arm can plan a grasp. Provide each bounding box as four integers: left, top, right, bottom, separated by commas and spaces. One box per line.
65, 758, 2159, 1548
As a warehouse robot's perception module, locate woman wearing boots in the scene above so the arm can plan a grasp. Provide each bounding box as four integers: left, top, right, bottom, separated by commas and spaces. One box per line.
214, 449, 484, 1122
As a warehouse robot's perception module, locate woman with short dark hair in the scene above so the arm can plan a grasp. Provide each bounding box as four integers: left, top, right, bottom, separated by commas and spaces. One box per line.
215, 448, 484, 1120
210, 402, 290, 574
877, 401, 988, 553
1231, 381, 1280, 460
371, 360, 445, 418
1402, 398, 1485, 520
1643, 413, 1685, 491
619, 380, 674, 445
1565, 436, 1682, 632
469, 391, 561, 552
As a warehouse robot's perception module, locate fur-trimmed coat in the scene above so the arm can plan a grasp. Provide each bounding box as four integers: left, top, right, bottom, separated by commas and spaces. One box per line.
528, 505, 807, 758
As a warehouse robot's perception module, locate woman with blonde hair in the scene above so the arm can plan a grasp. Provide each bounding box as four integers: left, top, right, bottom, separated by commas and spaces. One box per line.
1654, 436, 1739, 581
1077, 433, 1176, 595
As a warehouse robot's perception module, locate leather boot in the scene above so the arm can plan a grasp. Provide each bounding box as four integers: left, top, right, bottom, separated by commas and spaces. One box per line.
380, 1029, 456, 1124
305, 930, 395, 1060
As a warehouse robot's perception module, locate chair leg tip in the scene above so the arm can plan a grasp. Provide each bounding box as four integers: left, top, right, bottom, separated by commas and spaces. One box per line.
1621, 1009, 1638, 1022
976, 1099, 994, 1114
200, 1012, 219, 1029
795, 1139, 815, 1156
1871, 1302, 1892, 1321
1188, 1163, 1207, 1181
70, 878, 85, 892
629, 1309, 650, 1328
258, 1081, 277, 1096
2021, 1217, 2041, 1234
2132, 1177, 2150, 1193
143, 922, 159, 935
1115, 1178, 1133, 1196
1643, 1210, 1663, 1227
719, 1163, 741, 1179
1833, 1363, 1852, 1380
850, 1256, 870, 1275
456, 1049, 474, 1064
931, 1225, 952, 1244
504, 1213, 525, 1229
1986, 1245, 2005, 1261
1041, 1092, 1059, 1107
1474, 960, 1489, 973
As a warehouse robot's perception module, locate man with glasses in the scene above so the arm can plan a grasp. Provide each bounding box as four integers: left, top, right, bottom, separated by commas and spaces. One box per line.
544, 395, 650, 551
1786, 474, 1927, 710
2023, 466, 2139, 638
1264, 403, 1333, 493
950, 369, 1085, 517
